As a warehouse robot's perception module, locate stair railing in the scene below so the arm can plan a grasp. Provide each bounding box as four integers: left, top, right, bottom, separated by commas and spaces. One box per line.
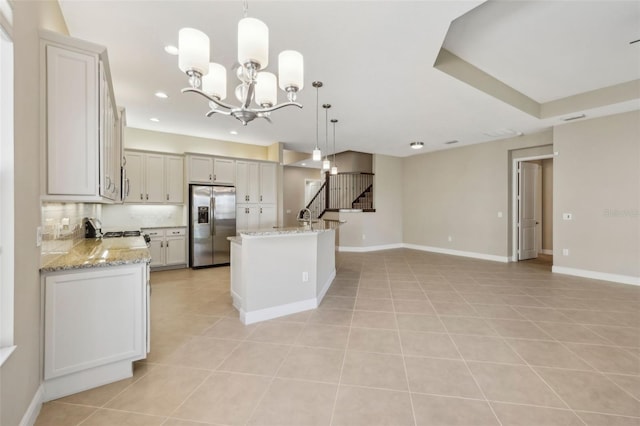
305, 172, 374, 219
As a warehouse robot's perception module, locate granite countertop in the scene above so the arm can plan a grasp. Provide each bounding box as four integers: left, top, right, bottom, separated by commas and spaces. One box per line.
140, 225, 187, 230
41, 236, 151, 272
237, 219, 345, 238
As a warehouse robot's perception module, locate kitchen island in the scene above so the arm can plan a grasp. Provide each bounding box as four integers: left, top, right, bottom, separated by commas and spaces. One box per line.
229, 220, 342, 324
40, 237, 151, 402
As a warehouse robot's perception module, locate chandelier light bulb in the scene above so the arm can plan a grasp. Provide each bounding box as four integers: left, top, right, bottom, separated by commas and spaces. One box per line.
278, 50, 304, 91
202, 63, 227, 100
238, 17, 269, 68
178, 28, 210, 76
255, 72, 277, 107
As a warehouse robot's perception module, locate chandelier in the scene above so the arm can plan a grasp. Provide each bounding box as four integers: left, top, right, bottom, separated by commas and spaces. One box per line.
177, 2, 304, 125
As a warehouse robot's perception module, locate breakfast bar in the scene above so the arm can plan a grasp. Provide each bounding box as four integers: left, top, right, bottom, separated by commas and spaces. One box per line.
229, 220, 342, 324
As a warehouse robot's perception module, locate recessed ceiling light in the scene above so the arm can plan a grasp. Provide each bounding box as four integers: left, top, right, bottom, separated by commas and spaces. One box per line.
164, 45, 179, 55
150, 117, 160, 122
410, 142, 424, 149
155, 91, 169, 99
444, 140, 459, 145
230, 130, 238, 135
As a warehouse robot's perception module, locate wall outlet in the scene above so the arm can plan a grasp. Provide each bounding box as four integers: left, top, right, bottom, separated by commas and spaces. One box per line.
448, 235, 452, 242
563, 213, 573, 220
562, 248, 569, 256
286, 209, 291, 214
362, 234, 366, 240
497, 211, 503, 218
302, 271, 309, 282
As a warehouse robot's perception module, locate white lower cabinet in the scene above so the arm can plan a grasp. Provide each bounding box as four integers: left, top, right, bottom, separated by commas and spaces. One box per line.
42, 263, 148, 401
143, 227, 187, 269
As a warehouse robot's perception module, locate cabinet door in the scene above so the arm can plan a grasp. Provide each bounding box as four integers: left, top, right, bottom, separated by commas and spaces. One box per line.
145, 154, 165, 203
124, 152, 144, 203
165, 156, 184, 204
237, 161, 259, 204
189, 156, 213, 183
44, 265, 146, 379
259, 163, 277, 204
46, 45, 99, 196
259, 204, 277, 229
213, 158, 236, 184
148, 238, 165, 267
165, 236, 186, 265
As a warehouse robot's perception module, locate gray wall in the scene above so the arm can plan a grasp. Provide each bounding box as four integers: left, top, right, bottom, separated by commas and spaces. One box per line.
283, 166, 323, 227
2, 2, 68, 425
553, 110, 640, 278
402, 131, 553, 258
542, 159, 553, 251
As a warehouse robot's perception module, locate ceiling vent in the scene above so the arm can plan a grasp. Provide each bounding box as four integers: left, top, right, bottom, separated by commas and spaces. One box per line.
482, 128, 522, 138
444, 140, 459, 145
563, 114, 586, 122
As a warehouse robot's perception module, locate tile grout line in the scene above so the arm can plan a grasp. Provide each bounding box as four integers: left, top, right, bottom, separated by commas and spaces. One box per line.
328, 260, 363, 426
389, 261, 418, 426
418, 268, 504, 426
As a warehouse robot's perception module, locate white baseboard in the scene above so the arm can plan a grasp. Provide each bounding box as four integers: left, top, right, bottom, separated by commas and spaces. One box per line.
241, 298, 318, 325
552, 266, 640, 286
403, 244, 510, 263
19, 384, 43, 426
337, 243, 404, 253
539, 249, 553, 255
317, 269, 336, 303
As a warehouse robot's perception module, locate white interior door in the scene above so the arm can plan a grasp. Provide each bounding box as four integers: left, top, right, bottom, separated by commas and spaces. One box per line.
305, 179, 322, 206
518, 162, 541, 260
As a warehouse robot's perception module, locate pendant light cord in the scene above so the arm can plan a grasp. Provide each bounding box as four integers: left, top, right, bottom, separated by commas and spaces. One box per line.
315, 86, 319, 150
333, 122, 337, 164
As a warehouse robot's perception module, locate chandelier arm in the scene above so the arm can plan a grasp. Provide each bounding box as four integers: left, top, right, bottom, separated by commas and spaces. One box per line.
181, 87, 235, 111
242, 81, 256, 109
255, 101, 302, 113
205, 109, 232, 118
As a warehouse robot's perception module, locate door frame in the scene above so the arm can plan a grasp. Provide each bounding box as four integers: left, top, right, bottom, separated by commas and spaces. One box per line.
511, 154, 554, 262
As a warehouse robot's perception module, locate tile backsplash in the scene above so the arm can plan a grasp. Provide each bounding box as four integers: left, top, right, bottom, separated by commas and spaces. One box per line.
41, 203, 101, 265
101, 204, 186, 229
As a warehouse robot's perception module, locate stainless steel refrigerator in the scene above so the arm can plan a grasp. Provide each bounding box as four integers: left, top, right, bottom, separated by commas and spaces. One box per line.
189, 185, 236, 268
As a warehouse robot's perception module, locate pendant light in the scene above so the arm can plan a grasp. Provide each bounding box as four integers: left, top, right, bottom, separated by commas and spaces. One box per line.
330, 119, 338, 175
322, 104, 331, 171
312, 81, 323, 161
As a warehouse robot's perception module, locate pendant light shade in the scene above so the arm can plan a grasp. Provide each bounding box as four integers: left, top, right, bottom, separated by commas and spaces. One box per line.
255, 72, 277, 106
331, 118, 338, 175
178, 28, 210, 75
202, 62, 227, 100
330, 166, 338, 175
322, 159, 331, 171
278, 50, 304, 91
313, 148, 322, 161
238, 17, 269, 68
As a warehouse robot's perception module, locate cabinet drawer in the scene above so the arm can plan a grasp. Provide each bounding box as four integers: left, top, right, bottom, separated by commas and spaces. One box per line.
165, 228, 186, 236
142, 229, 164, 238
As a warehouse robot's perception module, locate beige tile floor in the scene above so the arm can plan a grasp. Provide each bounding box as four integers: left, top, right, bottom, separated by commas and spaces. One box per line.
36, 250, 640, 426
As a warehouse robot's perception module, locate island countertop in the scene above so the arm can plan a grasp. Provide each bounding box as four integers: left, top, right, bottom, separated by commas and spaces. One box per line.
235, 219, 345, 239
41, 236, 151, 272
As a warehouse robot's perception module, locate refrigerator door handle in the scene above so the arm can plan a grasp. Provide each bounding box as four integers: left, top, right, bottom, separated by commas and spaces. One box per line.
210, 196, 215, 236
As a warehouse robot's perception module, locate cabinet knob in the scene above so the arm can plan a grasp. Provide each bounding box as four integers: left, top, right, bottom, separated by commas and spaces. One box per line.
260, 195, 263, 202
209, 174, 212, 181
260, 207, 263, 214
166, 241, 169, 247
146, 194, 149, 200
140, 193, 143, 200
213, 174, 216, 181
166, 194, 169, 201
160, 241, 163, 247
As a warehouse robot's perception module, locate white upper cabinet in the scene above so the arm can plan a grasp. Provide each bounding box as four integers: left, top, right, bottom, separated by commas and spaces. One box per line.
165, 156, 184, 204
259, 162, 277, 204
42, 31, 122, 203
187, 155, 236, 185
124, 150, 184, 205
236, 161, 260, 203
188, 156, 214, 183
213, 158, 236, 184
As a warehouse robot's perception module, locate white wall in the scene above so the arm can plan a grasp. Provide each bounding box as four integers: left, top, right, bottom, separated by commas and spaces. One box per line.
2, 2, 69, 425
553, 111, 640, 281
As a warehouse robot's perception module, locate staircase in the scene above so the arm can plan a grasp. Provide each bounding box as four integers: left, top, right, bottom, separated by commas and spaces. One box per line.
305, 172, 374, 219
